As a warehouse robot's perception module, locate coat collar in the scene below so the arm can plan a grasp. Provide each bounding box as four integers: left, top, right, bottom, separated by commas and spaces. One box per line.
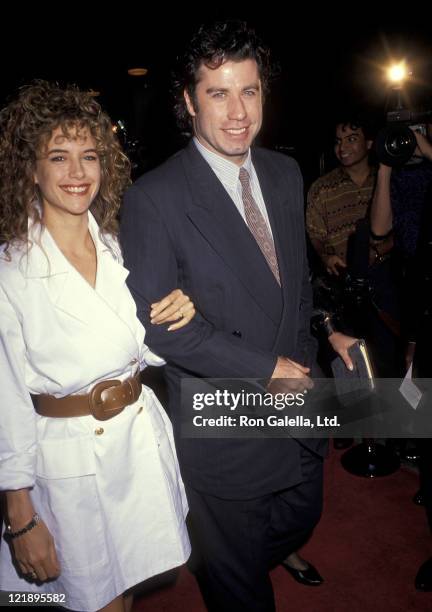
22, 211, 122, 278
193, 137, 254, 192
20, 213, 138, 360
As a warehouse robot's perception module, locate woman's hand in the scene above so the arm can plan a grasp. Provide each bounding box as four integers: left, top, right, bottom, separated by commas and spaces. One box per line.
150, 289, 196, 331
11, 519, 60, 582
328, 332, 358, 371
6, 489, 60, 581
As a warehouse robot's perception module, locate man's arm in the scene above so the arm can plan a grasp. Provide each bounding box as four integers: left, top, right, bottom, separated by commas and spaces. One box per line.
370, 164, 393, 237
294, 247, 317, 367
293, 165, 318, 368
120, 184, 277, 380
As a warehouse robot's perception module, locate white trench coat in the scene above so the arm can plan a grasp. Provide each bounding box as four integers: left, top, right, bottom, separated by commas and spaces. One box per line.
0, 213, 190, 611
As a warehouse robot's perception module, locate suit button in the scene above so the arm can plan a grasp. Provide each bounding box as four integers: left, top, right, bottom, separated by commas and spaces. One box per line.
232, 330, 242, 338
94, 427, 104, 436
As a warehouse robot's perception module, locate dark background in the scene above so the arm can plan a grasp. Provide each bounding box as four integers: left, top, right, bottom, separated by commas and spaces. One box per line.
2, 7, 432, 185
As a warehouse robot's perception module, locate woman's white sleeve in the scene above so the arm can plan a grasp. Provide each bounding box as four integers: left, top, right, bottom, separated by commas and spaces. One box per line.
142, 342, 166, 367
0, 285, 36, 490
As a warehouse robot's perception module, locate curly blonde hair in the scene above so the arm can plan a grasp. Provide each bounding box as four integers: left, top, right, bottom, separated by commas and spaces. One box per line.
0, 80, 131, 255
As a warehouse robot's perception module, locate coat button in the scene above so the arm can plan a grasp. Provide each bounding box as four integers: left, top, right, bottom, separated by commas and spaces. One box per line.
137, 406, 143, 414
94, 427, 104, 436
232, 330, 242, 338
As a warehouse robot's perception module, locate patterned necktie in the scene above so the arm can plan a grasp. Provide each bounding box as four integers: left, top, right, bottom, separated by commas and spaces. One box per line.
239, 167, 280, 285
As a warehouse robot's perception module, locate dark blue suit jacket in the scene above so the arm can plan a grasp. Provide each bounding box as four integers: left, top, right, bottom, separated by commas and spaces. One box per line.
120, 141, 325, 499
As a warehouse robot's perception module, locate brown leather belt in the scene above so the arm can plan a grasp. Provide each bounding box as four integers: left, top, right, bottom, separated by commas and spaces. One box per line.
32, 372, 142, 421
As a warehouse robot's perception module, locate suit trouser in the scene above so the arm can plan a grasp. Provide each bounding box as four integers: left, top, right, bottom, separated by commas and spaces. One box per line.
185, 446, 324, 612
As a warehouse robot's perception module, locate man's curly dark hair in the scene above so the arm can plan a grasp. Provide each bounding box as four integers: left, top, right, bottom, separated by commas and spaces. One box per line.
334, 110, 377, 143
172, 20, 274, 132
0, 80, 131, 255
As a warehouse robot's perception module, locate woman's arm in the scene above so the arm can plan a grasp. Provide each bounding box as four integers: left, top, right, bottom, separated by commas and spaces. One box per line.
0, 284, 60, 581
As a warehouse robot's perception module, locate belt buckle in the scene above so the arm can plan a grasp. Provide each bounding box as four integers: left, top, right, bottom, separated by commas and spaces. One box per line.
89, 379, 122, 421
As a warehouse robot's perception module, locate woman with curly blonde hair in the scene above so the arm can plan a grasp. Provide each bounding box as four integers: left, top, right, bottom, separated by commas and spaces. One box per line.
0, 81, 192, 612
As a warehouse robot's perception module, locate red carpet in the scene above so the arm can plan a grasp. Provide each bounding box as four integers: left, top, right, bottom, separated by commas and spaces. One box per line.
133, 448, 432, 612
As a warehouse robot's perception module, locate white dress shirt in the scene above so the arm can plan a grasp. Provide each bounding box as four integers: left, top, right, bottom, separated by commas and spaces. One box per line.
193, 137, 274, 238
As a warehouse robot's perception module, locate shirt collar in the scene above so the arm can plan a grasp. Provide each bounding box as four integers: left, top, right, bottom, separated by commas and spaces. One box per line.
193, 137, 252, 190
338, 164, 376, 186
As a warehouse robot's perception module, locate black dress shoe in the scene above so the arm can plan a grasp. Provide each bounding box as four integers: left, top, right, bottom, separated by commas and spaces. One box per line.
415, 557, 432, 591
281, 561, 324, 586
333, 438, 353, 450
413, 490, 425, 506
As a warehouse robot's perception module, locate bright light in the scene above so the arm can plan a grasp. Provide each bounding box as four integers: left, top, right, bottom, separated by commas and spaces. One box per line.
387, 62, 407, 84
127, 68, 148, 77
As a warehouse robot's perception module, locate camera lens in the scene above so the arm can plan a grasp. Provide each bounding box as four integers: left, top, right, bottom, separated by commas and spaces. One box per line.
385, 131, 413, 155
375, 124, 417, 166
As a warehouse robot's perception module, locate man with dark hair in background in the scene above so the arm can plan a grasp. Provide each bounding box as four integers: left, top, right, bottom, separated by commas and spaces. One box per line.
306, 114, 377, 276
120, 20, 326, 612
307, 113, 403, 380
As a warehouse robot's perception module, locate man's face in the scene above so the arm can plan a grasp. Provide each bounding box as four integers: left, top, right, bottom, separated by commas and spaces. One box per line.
334, 124, 372, 168
184, 58, 263, 166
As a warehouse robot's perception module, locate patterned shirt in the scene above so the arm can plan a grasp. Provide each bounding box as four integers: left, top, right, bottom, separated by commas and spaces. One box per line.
306, 166, 376, 262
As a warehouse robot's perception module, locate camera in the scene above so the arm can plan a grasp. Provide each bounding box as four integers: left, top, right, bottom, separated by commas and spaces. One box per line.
375, 108, 432, 167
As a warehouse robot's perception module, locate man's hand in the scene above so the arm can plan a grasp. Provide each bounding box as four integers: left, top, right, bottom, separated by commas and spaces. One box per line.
322, 255, 347, 276
411, 129, 432, 162
267, 356, 313, 393
328, 332, 358, 371
405, 341, 416, 371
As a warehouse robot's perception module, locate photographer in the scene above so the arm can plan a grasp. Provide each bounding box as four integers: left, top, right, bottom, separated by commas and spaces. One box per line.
371, 126, 432, 591
371, 125, 432, 366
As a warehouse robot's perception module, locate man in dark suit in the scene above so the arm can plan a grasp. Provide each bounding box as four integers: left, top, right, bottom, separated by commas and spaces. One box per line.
120, 20, 326, 612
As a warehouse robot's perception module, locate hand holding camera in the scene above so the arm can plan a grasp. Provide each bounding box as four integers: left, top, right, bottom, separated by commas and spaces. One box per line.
375, 110, 432, 167
410, 126, 432, 161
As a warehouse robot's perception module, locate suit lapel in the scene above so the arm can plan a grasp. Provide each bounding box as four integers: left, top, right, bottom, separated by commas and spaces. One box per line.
182, 142, 283, 325
252, 150, 305, 351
